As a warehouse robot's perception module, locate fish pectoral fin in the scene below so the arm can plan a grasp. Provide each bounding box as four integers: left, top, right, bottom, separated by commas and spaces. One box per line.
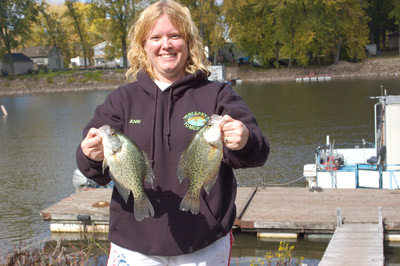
143, 156, 155, 188
176, 162, 187, 183
113, 180, 131, 204
145, 172, 155, 188
203, 174, 218, 195
102, 159, 109, 174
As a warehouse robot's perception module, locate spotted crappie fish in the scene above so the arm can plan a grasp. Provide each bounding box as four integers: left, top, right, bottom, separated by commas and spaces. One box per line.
177, 114, 227, 215
97, 125, 154, 221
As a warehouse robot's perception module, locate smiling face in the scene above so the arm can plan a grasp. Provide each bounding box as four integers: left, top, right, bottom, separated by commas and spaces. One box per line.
144, 14, 189, 83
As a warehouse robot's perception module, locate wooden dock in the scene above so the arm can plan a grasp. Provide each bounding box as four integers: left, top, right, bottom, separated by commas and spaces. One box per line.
236, 187, 400, 236
41, 186, 400, 263
41, 187, 400, 234
319, 223, 384, 266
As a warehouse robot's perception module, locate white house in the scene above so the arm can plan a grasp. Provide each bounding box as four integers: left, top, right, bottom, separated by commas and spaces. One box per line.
1, 53, 34, 75
70, 56, 90, 67
93, 42, 123, 68
18, 46, 64, 71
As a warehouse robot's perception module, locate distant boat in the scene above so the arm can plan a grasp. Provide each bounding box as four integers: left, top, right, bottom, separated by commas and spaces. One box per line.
304, 92, 400, 189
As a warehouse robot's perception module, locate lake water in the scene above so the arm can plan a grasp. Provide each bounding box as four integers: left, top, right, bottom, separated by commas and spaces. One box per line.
1, 77, 400, 263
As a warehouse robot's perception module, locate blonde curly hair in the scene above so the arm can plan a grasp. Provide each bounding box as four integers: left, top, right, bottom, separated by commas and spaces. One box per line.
126, 0, 210, 81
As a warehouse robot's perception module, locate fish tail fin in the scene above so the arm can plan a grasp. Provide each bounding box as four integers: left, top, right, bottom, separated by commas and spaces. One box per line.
180, 192, 200, 215
133, 195, 154, 221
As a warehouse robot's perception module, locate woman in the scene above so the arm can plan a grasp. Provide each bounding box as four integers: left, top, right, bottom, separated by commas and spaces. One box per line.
76, 0, 269, 265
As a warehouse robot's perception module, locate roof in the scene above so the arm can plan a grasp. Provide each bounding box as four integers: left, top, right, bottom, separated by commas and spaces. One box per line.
18, 46, 55, 58
2, 53, 33, 63
93, 42, 108, 49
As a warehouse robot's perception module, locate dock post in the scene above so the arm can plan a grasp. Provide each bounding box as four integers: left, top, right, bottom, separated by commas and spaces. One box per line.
1, 105, 7, 117
337, 207, 342, 227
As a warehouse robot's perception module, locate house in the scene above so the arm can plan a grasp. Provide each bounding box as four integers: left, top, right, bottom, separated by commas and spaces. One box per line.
93, 42, 122, 68
70, 56, 90, 67
18, 46, 64, 71
1, 53, 34, 75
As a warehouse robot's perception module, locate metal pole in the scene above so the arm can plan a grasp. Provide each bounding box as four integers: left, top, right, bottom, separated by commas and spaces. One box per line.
1, 105, 8, 117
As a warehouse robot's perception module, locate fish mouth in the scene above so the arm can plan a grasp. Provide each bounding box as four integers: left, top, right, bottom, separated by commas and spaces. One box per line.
210, 115, 227, 129
96, 125, 111, 138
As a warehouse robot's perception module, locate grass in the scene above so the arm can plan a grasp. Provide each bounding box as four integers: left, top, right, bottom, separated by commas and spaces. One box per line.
82, 70, 104, 82
2, 235, 109, 266
2, 237, 304, 266
0, 69, 107, 85
0, 69, 79, 81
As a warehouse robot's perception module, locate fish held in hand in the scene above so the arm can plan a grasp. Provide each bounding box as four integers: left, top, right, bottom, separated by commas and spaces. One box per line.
97, 125, 154, 221
177, 114, 227, 215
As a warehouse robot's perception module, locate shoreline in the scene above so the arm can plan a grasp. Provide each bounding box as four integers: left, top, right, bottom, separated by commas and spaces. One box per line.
1, 57, 400, 96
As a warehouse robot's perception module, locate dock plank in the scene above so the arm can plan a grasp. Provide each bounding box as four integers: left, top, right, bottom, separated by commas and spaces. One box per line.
235, 187, 257, 219
239, 187, 400, 232
319, 224, 384, 266
41, 188, 112, 222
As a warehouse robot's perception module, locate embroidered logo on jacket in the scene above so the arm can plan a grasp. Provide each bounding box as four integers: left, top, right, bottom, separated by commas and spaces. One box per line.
183, 111, 209, 130
129, 119, 141, 124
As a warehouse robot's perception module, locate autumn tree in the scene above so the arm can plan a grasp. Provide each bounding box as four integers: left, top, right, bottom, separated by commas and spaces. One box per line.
91, 0, 142, 69
224, 0, 370, 67
223, 0, 276, 66
0, 0, 38, 75
35, 1, 68, 69
181, 0, 226, 64
64, 0, 90, 68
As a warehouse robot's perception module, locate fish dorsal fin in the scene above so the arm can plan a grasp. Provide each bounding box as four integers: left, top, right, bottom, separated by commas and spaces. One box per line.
203, 173, 218, 195
112, 177, 131, 204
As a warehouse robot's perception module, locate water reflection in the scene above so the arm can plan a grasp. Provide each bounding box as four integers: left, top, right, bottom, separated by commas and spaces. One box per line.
0, 91, 111, 258
233, 78, 400, 187
1, 78, 400, 260
231, 232, 328, 266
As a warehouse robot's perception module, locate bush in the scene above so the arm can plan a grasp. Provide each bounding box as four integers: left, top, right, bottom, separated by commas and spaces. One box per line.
250, 241, 304, 266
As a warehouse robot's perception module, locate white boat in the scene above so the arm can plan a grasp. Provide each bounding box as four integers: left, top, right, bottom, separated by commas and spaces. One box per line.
304, 93, 400, 189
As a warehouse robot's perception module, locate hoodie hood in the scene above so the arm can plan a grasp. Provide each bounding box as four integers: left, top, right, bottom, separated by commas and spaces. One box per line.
136, 70, 210, 161
137, 69, 209, 98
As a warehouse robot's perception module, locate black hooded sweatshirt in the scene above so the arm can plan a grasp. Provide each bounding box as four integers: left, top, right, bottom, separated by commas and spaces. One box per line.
76, 70, 269, 256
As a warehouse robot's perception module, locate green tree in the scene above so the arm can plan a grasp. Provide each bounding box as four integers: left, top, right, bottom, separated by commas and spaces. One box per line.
389, 0, 400, 54
0, 0, 38, 75
366, 0, 395, 51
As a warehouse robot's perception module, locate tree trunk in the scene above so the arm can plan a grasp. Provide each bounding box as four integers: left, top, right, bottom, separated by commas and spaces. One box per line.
334, 39, 341, 64
0, 29, 15, 76
121, 34, 128, 69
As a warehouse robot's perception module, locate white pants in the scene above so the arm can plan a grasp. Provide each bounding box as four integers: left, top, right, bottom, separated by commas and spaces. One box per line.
107, 232, 233, 266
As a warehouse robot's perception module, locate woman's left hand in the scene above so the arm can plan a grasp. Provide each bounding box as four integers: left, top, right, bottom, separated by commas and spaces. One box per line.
221, 115, 249, 150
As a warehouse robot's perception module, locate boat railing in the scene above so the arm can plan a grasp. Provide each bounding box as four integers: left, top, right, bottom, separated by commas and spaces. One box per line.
355, 164, 400, 189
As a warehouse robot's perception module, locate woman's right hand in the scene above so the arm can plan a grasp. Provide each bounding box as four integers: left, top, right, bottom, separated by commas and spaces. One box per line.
81, 128, 104, 162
